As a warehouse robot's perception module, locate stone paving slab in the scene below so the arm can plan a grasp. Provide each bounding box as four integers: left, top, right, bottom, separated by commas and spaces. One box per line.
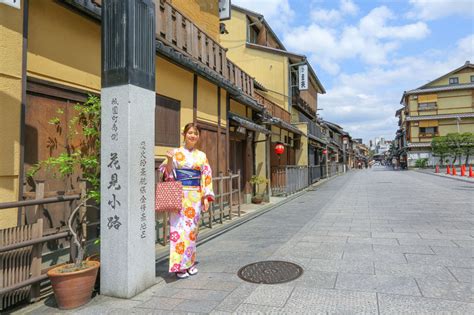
306, 258, 375, 275
405, 253, 474, 268
448, 267, 474, 283
283, 287, 378, 314
378, 293, 474, 314
335, 273, 421, 296
243, 285, 294, 308
17, 169, 474, 314
417, 279, 473, 302
374, 262, 456, 281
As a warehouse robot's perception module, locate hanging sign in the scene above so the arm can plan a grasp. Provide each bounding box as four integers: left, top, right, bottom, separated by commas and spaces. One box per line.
219, 0, 231, 21
298, 65, 308, 90
0, 0, 20, 9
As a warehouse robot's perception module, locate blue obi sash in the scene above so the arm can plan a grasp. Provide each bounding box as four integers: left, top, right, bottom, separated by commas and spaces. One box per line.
175, 169, 201, 187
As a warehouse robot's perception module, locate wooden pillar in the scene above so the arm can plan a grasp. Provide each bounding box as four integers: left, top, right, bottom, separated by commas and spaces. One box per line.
193, 74, 198, 123
217, 87, 221, 175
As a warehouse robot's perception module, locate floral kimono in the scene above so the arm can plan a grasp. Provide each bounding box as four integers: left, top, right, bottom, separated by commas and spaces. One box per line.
159, 147, 214, 272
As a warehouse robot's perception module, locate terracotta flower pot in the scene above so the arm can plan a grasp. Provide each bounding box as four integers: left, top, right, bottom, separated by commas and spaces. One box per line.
251, 195, 263, 204
47, 260, 100, 310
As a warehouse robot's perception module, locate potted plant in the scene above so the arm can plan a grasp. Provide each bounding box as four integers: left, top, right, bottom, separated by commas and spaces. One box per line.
27, 96, 101, 309
249, 175, 268, 204
46, 202, 100, 310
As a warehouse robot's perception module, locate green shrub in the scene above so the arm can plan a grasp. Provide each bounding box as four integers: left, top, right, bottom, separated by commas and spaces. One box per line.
415, 158, 429, 168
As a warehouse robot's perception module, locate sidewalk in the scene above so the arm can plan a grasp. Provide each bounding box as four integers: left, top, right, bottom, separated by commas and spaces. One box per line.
414, 168, 474, 184
15, 176, 338, 315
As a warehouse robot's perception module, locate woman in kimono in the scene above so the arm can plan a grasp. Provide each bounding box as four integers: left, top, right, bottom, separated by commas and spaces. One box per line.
160, 123, 214, 278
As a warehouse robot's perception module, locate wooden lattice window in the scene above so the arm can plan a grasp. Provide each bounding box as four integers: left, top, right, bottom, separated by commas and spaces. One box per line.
155, 94, 180, 147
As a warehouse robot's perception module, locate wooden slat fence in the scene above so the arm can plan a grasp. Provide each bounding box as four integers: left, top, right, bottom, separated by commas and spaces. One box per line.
156, 171, 241, 246
0, 181, 86, 311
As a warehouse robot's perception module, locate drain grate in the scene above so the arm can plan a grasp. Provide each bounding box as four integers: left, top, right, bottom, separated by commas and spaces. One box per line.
237, 261, 303, 284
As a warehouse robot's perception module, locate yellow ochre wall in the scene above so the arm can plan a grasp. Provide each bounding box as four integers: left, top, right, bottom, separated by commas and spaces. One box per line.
428, 68, 473, 87
28, 0, 101, 92
221, 10, 289, 110
27, 1, 226, 162
169, 0, 220, 42
294, 123, 308, 166
0, 4, 24, 227
409, 90, 473, 115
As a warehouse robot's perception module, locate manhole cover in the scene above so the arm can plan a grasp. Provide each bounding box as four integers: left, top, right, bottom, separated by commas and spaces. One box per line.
237, 261, 303, 284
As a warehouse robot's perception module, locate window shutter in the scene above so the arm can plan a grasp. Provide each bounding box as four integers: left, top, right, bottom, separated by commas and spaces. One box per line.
155, 95, 180, 147
419, 120, 438, 127
418, 94, 437, 103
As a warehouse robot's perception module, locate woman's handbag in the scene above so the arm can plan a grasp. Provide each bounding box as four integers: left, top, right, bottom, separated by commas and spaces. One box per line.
155, 160, 182, 213
155, 180, 182, 213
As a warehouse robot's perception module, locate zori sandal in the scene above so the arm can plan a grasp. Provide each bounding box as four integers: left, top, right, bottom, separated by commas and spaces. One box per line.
187, 265, 198, 275
176, 271, 189, 279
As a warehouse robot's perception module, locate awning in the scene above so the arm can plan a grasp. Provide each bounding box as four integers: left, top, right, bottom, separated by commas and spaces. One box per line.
308, 133, 327, 144
406, 113, 474, 121
272, 117, 303, 135
228, 112, 270, 135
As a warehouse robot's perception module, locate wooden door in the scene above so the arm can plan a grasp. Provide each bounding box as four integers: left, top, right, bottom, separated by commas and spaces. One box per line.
24, 80, 98, 245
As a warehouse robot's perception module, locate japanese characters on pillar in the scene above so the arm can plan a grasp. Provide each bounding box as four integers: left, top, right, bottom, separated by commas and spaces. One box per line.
138, 141, 147, 238
106, 99, 122, 231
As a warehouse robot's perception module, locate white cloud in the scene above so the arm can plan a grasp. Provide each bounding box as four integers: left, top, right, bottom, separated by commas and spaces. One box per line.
340, 0, 358, 15
231, 0, 295, 32
284, 6, 429, 74
408, 0, 474, 20
310, 0, 359, 26
311, 9, 343, 25
359, 6, 429, 40
318, 33, 474, 143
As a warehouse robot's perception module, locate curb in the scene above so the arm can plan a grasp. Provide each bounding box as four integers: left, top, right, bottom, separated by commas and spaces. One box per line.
413, 169, 474, 184
155, 174, 342, 263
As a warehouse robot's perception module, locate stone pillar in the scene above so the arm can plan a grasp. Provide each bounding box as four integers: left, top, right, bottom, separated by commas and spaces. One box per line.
100, 0, 156, 298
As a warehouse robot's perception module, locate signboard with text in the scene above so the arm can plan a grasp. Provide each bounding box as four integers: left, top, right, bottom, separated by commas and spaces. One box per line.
219, 0, 231, 20
0, 0, 20, 9
298, 65, 308, 90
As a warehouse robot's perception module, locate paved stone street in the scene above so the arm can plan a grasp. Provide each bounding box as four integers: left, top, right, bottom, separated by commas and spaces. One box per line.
23, 168, 474, 314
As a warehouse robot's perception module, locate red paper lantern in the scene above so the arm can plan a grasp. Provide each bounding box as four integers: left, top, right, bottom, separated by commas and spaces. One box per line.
275, 143, 285, 155
322, 149, 327, 155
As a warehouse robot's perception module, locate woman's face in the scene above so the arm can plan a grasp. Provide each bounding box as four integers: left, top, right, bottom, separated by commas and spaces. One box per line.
184, 127, 200, 147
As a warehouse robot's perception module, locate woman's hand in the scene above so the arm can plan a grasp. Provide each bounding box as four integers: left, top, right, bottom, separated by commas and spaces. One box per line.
165, 150, 174, 174
202, 198, 210, 212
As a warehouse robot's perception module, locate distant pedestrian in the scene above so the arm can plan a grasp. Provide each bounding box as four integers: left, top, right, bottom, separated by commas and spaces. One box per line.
159, 123, 215, 279
392, 157, 398, 170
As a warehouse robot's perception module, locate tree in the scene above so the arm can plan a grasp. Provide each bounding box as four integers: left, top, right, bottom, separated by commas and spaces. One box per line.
445, 133, 464, 165
460, 132, 474, 166
431, 136, 449, 166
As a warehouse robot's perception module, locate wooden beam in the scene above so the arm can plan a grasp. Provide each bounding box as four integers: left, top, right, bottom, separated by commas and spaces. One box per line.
217, 87, 221, 174
193, 74, 198, 123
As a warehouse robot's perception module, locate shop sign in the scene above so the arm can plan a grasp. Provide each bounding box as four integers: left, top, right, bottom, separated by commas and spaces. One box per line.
219, 0, 231, 20
1, 0, 20, 9
298, 65, 308, 90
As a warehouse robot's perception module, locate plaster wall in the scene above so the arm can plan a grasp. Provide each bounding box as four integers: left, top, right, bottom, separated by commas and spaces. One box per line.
0, 3, 24, 227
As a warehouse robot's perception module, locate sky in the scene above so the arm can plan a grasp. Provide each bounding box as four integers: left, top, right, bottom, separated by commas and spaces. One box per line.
231, 0, 474, 145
